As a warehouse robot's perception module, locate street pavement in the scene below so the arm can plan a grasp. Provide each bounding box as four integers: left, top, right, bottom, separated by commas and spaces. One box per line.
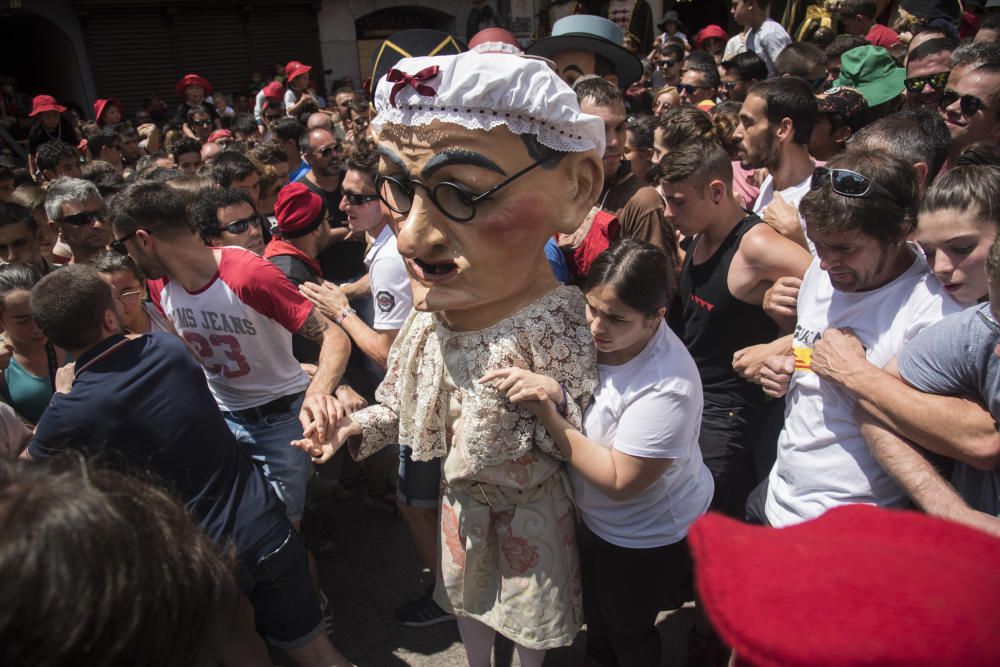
288, 468, 698, 667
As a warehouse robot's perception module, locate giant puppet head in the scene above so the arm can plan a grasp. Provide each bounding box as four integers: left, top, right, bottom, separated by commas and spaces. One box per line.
370, 51, 605, 330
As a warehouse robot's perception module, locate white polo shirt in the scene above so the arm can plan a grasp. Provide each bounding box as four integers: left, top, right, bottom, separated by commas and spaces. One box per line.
365, 225, 413, 331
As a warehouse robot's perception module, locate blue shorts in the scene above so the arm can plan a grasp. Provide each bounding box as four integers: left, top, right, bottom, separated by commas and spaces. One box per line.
225, 395, 311, 523
396, 445, 441, 510
236, 529, 324, 649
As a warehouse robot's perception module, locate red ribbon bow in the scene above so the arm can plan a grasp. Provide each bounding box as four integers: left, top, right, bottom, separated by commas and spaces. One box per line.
387, 66, 440, 107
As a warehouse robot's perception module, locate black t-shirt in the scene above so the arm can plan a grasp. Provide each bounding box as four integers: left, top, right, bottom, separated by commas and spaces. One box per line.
28, 117, 78, 154
675, 214, 779, 407
29, 333, 289, 562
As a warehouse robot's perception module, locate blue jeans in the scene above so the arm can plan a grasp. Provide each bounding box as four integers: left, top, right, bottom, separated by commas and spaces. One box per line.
225, 395, 311, 522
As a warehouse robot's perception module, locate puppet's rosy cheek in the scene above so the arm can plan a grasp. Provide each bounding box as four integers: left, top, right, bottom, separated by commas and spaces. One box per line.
477, 195, 549, 242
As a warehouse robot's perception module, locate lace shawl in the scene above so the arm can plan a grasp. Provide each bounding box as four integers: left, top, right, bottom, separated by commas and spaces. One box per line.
352, 286, 597, 473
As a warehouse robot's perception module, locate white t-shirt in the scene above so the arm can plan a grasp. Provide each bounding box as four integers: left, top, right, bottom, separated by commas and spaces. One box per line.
572, 323, 715, 548
365, 226, 413, 331
753, 172, 815, 255
149, 247, 312, 411
746, 18, 792, 77
764, 251, 963, 527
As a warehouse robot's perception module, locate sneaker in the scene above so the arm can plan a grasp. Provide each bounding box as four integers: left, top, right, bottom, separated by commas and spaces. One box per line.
394, 590, 454, 627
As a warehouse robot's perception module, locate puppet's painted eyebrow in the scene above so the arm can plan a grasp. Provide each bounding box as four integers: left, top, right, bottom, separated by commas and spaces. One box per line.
562, 65, 585, 76
422, 150, 507, 179
378, 147, 406, 171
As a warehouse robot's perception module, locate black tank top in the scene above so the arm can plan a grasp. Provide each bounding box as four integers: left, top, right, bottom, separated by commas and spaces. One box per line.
677, 214, 778, 406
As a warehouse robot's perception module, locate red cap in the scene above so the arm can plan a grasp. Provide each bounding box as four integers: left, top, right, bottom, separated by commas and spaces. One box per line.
93, 98, 123, 124
690, 505, 1000, 667
206, 129, 233, 143
262, 81, 285, 101
175, 74, 212, 98
29, 94, 66, 117
694, 24, 729, 48
274, 183, 325, 238
285, 60, 312, 82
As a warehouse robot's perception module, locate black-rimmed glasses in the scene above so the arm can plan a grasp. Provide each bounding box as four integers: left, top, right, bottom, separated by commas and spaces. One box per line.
110, 228, 151, 255
904, 72, 948, 94
216, 215, 263, 235
375, 154, 561, 223
809, 167, 896, 200
343, 191, 380, 206
60, 210, 105, 226
939, 89, 993, 117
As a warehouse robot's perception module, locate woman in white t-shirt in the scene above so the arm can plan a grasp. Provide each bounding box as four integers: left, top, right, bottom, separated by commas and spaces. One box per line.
485, 239, 714, 666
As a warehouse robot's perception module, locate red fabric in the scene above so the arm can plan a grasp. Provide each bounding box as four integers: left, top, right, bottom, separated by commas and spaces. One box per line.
566, 209, 619, 280
262, 81, 284, 101
285, 61, 312, 82
217, 248, 312, 333
29, 95, 65, 117
386, 66, 441, 107
175, 74, 212, 98
865, 23, 901, 48
206, 129, 232, 143
263, 238, 323, 278
93, 98, 122, 124
690, 506, 1000, 667
274, 182, 324, 236
694, 25, 729, 48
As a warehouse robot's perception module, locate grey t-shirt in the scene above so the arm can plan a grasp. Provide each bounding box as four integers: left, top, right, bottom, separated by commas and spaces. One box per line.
897, 304, 1000, 515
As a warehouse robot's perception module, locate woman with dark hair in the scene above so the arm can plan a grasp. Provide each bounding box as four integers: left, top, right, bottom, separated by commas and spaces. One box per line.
0, 263, 67, 424
485, 239, 714, 666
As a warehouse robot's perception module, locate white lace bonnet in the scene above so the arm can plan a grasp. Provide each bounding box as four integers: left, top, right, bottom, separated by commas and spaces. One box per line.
371, 50, 606, 156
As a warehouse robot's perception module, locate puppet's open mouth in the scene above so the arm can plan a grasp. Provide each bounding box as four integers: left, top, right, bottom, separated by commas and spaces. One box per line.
410, 257, 459, 281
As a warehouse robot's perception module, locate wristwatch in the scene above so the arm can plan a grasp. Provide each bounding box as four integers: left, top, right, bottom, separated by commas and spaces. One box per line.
333, 306, 358, 325
333, 306, 356, 325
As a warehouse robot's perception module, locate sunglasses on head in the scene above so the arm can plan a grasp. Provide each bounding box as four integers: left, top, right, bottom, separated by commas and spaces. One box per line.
904, 71, 949, 94
217, 214, 263, 235
60, 210, 104, 226
810, 167, 896, 200
192, 119, 212, 127
343, 190, 380, 206
939, 89, 993, 117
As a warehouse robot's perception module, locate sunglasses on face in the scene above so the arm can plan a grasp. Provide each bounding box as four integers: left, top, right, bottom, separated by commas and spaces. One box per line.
657, 59, 678, 69
939, 89, 993, 117
318, 144, 342, 159
810, 167, 896, 200
192, 119, 212, 127
678, 83, 713, 95
722, 80, 739, 90
60, 210, 105, 226
904, 72, 949, 94
342, 190, 380, 206
217, 215, 263, 235
110, 227, 151, 255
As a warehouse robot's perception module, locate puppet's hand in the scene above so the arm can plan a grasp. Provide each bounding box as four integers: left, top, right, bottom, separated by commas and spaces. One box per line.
480, 367, 562, 404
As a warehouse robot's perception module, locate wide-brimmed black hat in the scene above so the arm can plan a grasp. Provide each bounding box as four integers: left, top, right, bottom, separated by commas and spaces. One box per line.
526, 15, 642, 87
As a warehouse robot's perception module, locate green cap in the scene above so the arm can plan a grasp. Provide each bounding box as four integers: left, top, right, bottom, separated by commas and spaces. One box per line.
832, 45, 905, 107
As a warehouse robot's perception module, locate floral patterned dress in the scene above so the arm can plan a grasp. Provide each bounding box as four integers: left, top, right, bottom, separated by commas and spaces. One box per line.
350, 286, 597, 649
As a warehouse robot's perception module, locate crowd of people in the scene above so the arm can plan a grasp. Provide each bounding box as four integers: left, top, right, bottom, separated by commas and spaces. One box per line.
1, 0, 1000, 665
